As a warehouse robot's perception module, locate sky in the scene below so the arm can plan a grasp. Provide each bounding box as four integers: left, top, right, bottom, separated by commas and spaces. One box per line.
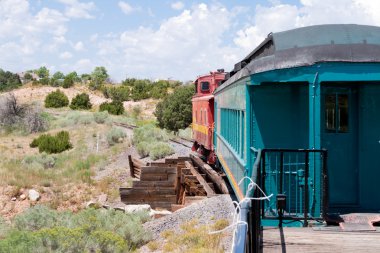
1, 0, 380, 82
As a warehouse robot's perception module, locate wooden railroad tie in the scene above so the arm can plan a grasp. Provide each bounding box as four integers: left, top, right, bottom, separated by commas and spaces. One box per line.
121, 156, 228, 211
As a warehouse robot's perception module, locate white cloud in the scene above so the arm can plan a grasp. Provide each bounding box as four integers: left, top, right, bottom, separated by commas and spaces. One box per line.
59, 51, 73, 59
171, 1, 184, 10
118, 1, 134, 15
72, 58, 93, 73
58, 0, 95, 19
90, 33, 98, 42
97, 3, 241, 80
0, 0, 70, 72
73, 41, 84, 51
234, 0, 380, 51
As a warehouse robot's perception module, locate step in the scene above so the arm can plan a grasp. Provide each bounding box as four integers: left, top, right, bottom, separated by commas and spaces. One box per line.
141, 167, 177, 174
132, 181, 176, 188
120, 188, 176, 196
140, 173, 169, 181
121, 194, 177, 202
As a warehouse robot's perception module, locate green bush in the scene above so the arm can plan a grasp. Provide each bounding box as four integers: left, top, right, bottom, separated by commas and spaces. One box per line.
149, 142, 174, 160
44, 90, 69, 108
13, 205, 59, 231
136, 141, 151, 158
57, 111, 93, 127
103, 85, 130, 102
154, 84, 194, 132
0, 69, 22, 92
93, 111, 110, 124
133, 125, 174, 159
22, 153, 56, 169
133, 125, 169, 144
62, 75, 74, 88
70, 93, 92, 110
0, 206, 151, 253
30, 131, 72, 154
99, 100, 125, 115
106, 127, 126, 146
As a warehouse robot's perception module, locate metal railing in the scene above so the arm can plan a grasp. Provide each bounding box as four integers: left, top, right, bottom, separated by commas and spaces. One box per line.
247, 148, 328, 253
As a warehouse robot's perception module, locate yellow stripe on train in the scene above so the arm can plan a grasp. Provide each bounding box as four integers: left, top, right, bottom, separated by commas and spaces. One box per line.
192, 123, 209, 135
217, 152, 244, 200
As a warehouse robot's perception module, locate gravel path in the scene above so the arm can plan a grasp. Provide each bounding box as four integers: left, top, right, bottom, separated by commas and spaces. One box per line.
143, 194, 235, 251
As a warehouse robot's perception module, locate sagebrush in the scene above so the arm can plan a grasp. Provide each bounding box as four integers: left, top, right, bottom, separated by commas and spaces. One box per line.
30, 131, 72, 154
0, 206, 152, 253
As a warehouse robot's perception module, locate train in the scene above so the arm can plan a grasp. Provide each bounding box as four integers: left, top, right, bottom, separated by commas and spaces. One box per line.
191, 24, 380, 252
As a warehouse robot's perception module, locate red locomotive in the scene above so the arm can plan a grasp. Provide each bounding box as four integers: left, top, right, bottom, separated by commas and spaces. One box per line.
191, 70, 226, 164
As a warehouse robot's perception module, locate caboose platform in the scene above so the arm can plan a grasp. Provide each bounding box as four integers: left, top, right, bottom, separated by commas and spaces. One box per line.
262, 226, 380, 253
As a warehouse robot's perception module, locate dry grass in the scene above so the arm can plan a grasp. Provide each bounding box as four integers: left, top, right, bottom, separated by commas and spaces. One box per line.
0, 109, 133, 216
149, 219, 230, 253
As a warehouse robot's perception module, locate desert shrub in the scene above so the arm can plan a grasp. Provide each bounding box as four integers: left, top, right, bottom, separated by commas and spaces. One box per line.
0, 217, 9, 238
44, 90, 69, 108
133, 126, 173, 159
154, 84, 194, 132
62, 75, 74, 88
0, 230, 41, 253
22, 153, 56, 169
30, 131, 72, 154
70, 93, 92, 110
99, 100, 124, 115
1, 206, 152, 253
0, 93, 26, 127
23, 107, 48, 133
136, 141, 150, 158
57, 111, 93, 127
103, 85, 130, 101
178, 127, 192, 140
106, 127, 126, 146
0, 94, 47, 133
149, 142, 174, 160
133, 125, 169, 144
93, 111, 110, 124
13, 205, 59, 231
0, 69, 22, 92
132, 105, 142, 118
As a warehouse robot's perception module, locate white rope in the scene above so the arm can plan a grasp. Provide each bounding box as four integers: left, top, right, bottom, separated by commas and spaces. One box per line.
208, 176, 273, 252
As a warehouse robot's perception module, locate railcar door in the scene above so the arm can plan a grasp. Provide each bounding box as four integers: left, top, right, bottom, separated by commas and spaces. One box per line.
321, 86, 359, 208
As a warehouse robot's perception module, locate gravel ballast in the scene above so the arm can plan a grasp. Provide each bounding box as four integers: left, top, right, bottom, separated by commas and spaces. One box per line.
144, 194, 235, 238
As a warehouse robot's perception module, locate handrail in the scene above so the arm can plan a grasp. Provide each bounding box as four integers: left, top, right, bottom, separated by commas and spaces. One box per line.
260, 148, 328, 223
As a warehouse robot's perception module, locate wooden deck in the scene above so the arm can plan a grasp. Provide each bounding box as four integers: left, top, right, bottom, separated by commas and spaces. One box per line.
262, 226, 380, 253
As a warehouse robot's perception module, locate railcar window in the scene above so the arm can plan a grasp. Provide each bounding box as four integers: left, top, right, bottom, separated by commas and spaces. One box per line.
325, 93, 349, 133
338, 94, 349, 133
325, 95, 336, 131
201, 82, 210, 91
220, 108, 246, 160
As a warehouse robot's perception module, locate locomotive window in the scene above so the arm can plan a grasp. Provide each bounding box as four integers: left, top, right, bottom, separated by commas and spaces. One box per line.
201, 82, 210, 91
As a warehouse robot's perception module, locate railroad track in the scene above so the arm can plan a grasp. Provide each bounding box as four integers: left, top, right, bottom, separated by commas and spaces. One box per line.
113, 122, 193, 148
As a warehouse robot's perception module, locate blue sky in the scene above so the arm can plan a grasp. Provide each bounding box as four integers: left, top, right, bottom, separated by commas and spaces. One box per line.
1, 0, 379, 82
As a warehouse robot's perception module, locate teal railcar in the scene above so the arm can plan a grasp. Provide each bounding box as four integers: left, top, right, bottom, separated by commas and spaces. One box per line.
214, 24, 380, 233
